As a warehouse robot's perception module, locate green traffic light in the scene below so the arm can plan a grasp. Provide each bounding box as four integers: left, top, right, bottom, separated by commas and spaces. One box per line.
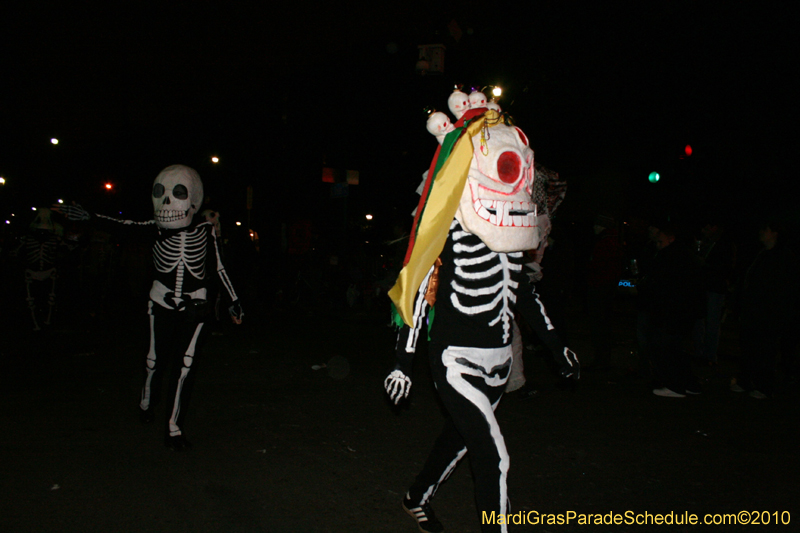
648, 171, 660, 183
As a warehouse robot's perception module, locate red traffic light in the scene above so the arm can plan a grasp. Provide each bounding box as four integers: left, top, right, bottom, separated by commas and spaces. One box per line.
684, 144, 692, 157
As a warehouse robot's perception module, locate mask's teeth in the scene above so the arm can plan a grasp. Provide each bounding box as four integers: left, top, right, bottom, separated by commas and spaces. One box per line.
155, 209, 190, 222
470, 180, 536, 227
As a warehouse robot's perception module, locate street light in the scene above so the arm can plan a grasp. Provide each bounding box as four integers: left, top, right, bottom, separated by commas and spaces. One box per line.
50, 138, 59, 145
211, 156, 219, 164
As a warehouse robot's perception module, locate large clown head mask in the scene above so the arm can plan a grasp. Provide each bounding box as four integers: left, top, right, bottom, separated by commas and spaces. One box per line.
455, 121, 538, 252
152, 165, 204, 229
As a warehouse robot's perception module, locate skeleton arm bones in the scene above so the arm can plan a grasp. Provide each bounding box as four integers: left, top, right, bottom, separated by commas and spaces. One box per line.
53, 203, 154, 226
384, 265, 435, 404
210, 228, 243, 324
515, 275, 579, 379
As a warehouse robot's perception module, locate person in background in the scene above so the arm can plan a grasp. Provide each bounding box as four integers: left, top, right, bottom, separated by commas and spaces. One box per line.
639, 224, 704, 397
693, 216, 736, 366
585, 214, 623, 371
731, 219, 799, 399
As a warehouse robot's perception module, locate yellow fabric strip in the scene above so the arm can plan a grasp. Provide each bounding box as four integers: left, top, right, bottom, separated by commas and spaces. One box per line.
389, 112, 495, 326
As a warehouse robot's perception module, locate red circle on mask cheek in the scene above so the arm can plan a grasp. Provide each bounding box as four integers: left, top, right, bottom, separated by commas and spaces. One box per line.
497, 151, 522, 183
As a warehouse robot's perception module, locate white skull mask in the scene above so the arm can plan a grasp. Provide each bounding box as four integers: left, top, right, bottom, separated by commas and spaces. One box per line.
152, 165, 204, 229
447, 90, 471, 119
455, 123, 538, 252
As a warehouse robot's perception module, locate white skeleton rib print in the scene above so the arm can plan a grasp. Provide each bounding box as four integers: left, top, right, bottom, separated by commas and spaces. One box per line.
449, 223, 522, 344
153, 226, 208, 298
18, 231, 61, 331
148, 222, 238, 311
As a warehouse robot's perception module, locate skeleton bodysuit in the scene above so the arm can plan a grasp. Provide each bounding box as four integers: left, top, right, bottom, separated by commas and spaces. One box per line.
18, 210, 63, 330
393, 220, 573, 533
385, 101, 578, 533
140, 218, 240, 443
58, 165, 242, 451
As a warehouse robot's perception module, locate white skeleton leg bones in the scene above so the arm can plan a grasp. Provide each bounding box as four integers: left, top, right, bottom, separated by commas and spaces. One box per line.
55, 165, 244, 445
385, 97, 578, 532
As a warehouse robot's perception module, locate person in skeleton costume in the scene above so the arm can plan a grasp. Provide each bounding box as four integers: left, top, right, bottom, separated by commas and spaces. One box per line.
384, 92, 579, 533
56, 165, 243, 451
505, 162, 569, 394
201, 208, 225, 323
16, 208, 64, 331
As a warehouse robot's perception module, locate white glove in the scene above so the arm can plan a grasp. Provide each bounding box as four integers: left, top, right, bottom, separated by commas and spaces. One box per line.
526, 262, 543, 283
556, 347, 580, 380
384, 369, 412, 405
53, 203, 91, 221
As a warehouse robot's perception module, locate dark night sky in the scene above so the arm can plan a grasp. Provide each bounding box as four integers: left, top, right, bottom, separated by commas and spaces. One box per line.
1, 1, 798, 235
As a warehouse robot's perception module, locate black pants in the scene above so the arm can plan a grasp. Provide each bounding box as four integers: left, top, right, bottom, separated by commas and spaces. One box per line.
739, 321, 780, 395
586, 286, 615, 366
408, 342, 511, 533
646, 314, 698, 394
139, 301, 206, 437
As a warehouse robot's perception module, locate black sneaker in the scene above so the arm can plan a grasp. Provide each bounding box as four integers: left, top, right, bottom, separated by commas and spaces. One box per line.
403, 494, 444, 533
164, 434, 192, 451
140, 407, 154, 424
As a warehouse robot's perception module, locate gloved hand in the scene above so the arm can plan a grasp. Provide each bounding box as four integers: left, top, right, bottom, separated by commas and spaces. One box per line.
384, 368, 412, 405
525, 262, 543, 283
228, 300, 244, 324
555, 347, 580, 380
53, 202, 91, 221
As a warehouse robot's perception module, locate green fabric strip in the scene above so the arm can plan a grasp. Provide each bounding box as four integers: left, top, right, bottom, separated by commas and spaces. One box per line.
427, 306, 435, 341
412, 125, 466, 244
390, 301, 404, 329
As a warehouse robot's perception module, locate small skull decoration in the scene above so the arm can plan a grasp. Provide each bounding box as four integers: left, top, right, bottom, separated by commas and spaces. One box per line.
468, 91, 488, 109
426, 111, 455, 145
455, 123, 537, 253
152, 165, 203, 229
486, 101, 502, 112
447, 90, 471, 120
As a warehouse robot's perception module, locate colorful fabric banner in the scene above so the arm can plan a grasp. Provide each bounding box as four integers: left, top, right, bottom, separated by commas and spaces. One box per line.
389, 110, 500, 326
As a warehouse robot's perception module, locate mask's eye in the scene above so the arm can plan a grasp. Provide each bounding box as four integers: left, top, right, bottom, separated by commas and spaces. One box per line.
153, 183, 165, 198
497, 151, 522, 184
173, 184, 188, 200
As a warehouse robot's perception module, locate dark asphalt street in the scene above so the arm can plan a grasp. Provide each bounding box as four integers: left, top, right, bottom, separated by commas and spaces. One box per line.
2, 295, 798, 532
